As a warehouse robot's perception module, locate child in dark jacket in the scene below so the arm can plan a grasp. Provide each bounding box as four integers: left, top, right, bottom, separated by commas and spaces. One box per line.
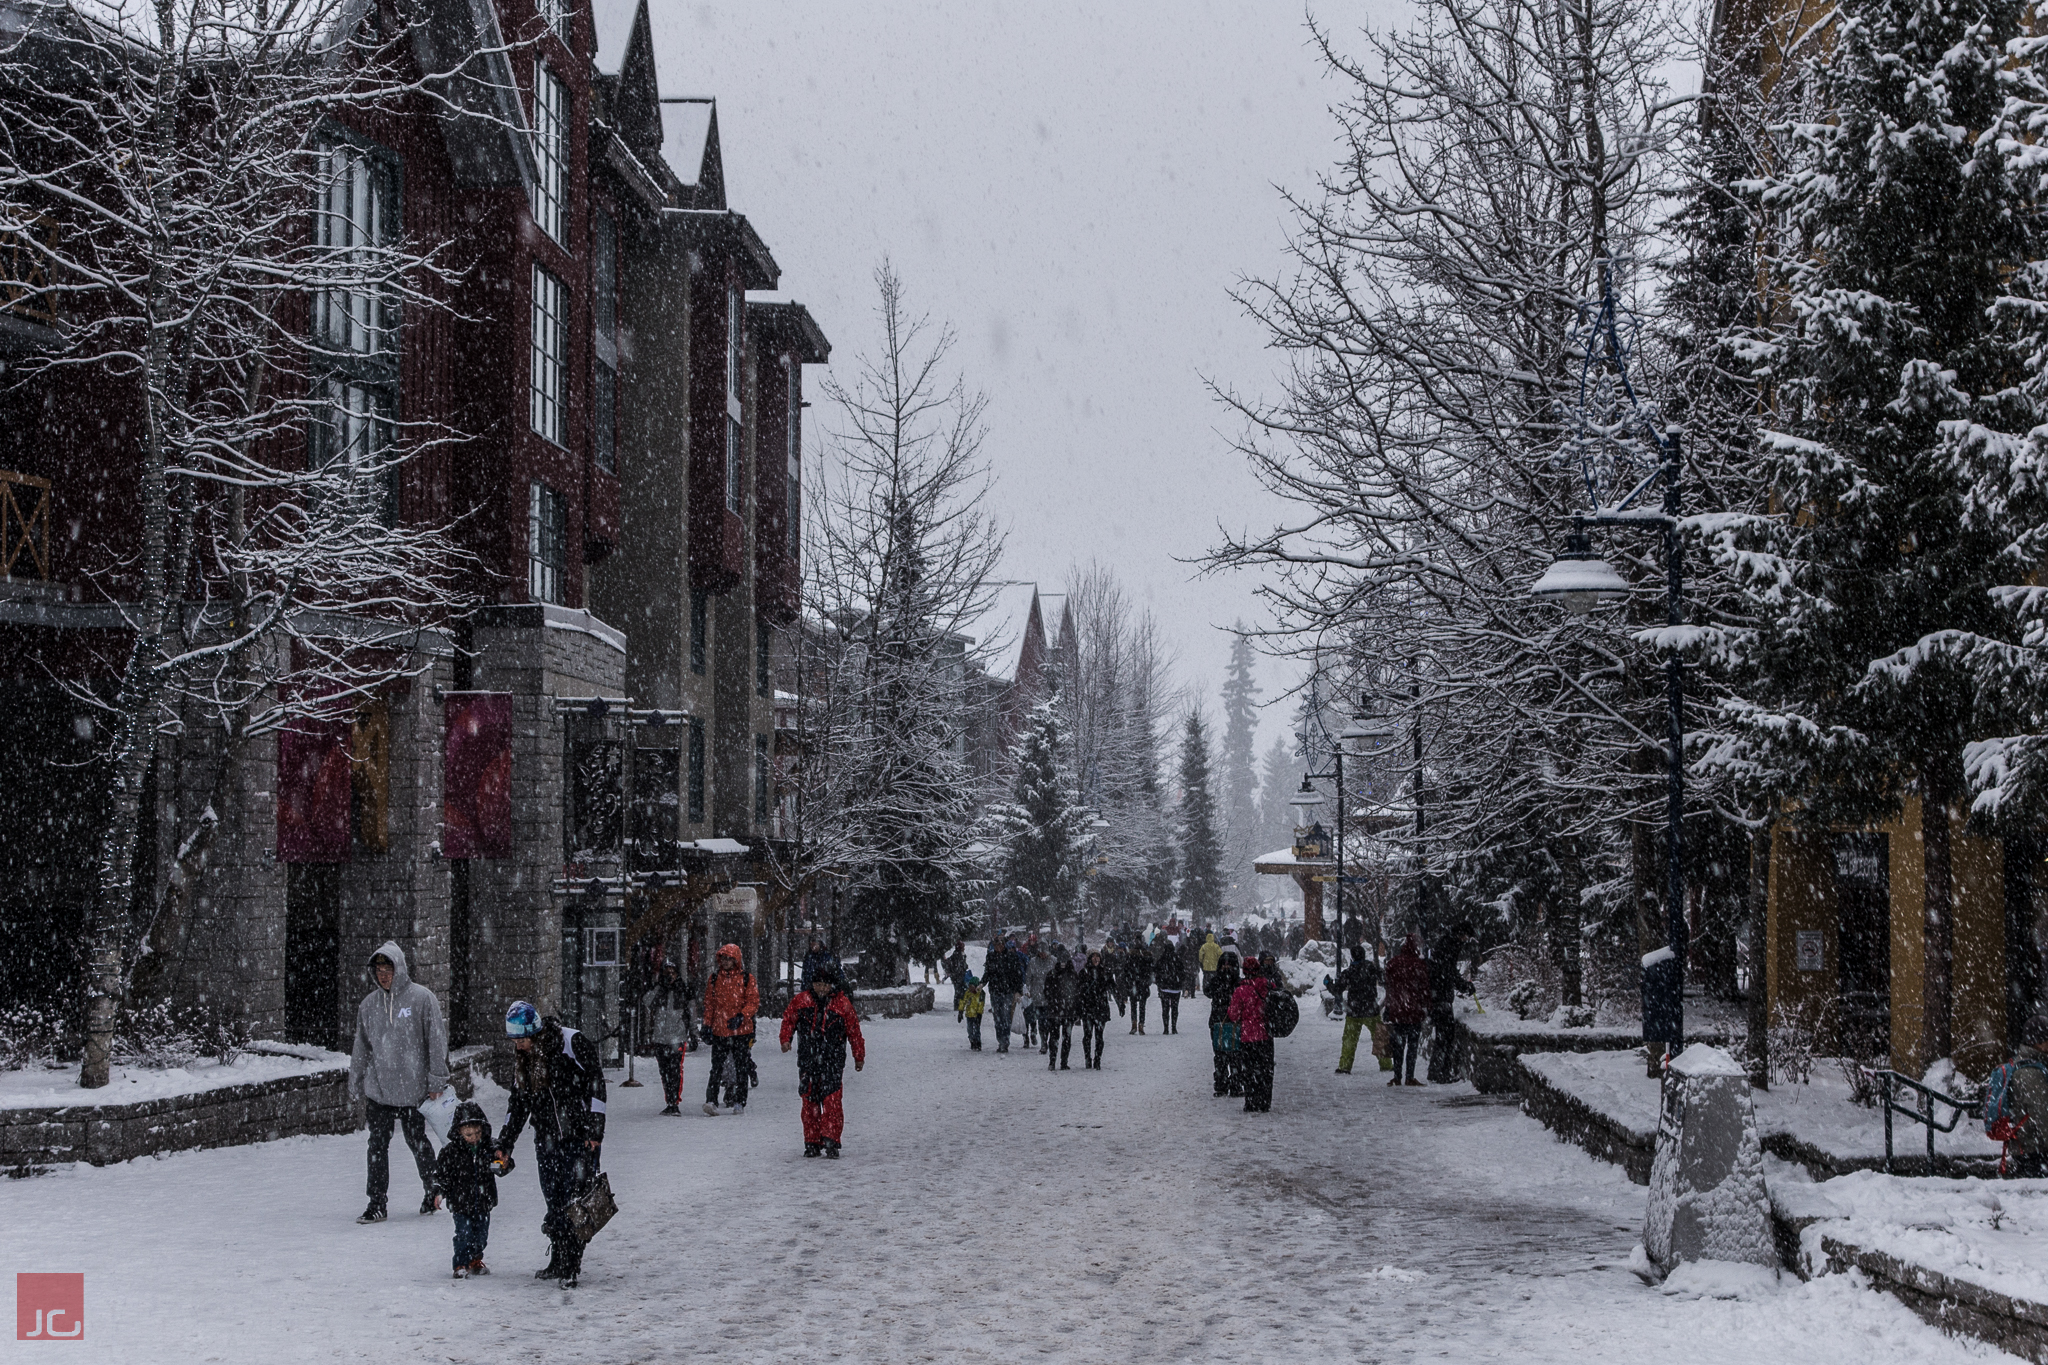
433, 1100, 500, 1278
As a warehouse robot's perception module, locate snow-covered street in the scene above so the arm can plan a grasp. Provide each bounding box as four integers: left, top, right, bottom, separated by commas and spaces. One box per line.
4, 1004, 2008, 1364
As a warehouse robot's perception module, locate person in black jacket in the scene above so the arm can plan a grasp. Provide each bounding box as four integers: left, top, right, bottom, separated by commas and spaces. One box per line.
1205, 947, 1244, 1096
434, 1101, 499, 1279
1426, 923, 1478, 1084
1041, 947, 1079, 1070
1328, 945, 1385, 1075
981, 937, 1025, 1053
496, 1002, 607, 1288
1123, 939, 1154, 1034
1076, 950, 1114, 1069
1154, 935, 1184, 1035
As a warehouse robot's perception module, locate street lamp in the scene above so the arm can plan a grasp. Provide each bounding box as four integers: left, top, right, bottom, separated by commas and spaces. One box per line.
1298, 697, 1394, 947
1532, 426, 1688, 1063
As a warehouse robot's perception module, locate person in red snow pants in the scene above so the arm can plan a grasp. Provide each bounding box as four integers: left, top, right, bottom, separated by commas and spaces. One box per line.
779, 965, 866, 1158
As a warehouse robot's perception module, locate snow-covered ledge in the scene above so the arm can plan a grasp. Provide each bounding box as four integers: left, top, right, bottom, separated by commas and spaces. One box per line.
0, 1043, 356, 1171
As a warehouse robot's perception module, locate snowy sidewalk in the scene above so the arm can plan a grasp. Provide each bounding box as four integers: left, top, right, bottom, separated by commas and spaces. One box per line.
3, 1007, 2010, 1363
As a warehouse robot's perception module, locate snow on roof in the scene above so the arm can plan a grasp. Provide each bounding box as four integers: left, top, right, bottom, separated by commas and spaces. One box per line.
686, 836, 750, 856
658, 100, 713, 187
589, 0, 639, 76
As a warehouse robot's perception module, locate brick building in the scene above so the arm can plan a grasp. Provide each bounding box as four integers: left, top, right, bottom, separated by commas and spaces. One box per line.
0, 0, 828, 1058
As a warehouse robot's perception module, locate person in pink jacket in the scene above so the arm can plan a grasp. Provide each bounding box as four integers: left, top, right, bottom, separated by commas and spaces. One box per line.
1228, 954, 1276, 1113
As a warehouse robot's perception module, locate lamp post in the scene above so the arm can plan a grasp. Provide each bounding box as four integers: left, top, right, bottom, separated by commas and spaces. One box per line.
1531, 426, 1687, 1062
1295, 698, 1397, 946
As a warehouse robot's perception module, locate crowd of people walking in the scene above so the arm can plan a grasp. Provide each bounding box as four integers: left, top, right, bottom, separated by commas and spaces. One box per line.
340, 919, 1478, 1291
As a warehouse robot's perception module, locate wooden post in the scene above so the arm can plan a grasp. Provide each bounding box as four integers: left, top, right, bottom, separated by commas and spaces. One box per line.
1297, 872, 1325, 942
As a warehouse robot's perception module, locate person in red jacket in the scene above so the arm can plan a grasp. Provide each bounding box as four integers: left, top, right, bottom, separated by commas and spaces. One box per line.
701, 944, 760, 1115
779, 965, 866, 1158
1383, 933, 1431, 1087
1228, 954, 1276, 1113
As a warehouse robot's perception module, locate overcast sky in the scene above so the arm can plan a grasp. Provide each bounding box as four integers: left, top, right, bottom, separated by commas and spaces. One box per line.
650, 2, 1397, 752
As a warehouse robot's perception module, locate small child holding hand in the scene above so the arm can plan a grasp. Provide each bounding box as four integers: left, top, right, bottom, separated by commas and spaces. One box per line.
433, 1101, 502, 1278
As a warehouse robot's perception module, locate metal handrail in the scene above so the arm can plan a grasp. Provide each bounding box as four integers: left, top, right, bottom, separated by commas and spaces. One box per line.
1862, 1067, 1981, 1174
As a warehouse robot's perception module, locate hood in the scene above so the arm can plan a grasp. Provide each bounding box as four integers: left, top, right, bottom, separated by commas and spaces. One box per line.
717, 943, 743, 969
370, 940, 413, 995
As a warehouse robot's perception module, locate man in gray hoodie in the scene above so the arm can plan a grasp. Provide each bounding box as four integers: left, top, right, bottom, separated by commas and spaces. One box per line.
348, 941, 449, 1223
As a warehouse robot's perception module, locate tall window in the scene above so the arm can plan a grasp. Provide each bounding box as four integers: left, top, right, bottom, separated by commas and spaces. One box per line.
754, 733, 770, 822
687, 718, 706, 823
529, 481, 566, 604
689, 588, 707, 674
530, 265, 567, 445
593, 209, 616, 474
725, 285, 743, 514
312, 139, 398, 522
314, 142, 395, 357
538, 0, 571, 42
786, 373, 801, 558
531, 63, 567, 245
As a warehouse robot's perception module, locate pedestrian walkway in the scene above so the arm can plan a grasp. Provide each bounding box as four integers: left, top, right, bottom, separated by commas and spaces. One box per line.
3, 1011, 1995, 1363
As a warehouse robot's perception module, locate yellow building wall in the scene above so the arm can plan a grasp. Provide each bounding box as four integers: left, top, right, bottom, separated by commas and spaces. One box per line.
1767, 826, 1835, 1029
1953, 825, 2007, 1078
1884, 799, 1925, 1075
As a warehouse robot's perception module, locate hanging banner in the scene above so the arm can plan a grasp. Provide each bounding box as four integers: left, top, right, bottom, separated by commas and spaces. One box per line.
277, 714, 353, 863
444, 692, 513, 859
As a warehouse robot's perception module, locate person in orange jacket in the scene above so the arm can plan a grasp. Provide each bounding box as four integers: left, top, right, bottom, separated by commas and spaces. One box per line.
700, 944, 759, 1115
779, 964, 866, 1157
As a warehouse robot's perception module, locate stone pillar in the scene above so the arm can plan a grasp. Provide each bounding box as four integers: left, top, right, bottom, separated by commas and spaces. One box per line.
1641, 1043, 1777, 1279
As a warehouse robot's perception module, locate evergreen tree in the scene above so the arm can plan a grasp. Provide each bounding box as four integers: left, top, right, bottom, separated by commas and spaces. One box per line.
1175, 710, 1225, 922
1217, 629, 1261, 902
990, 697, 1084, 934
1720, 0, 2041, 1060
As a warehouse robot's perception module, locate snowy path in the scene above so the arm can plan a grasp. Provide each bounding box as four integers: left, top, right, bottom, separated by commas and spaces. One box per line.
4, 1005, 2015, 1364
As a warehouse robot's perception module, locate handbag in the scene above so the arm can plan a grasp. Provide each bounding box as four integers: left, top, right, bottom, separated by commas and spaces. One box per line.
563, 1171, 618, 1245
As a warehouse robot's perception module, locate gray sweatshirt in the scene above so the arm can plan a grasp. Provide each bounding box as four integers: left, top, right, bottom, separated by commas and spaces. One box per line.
348, 941, 449, 1108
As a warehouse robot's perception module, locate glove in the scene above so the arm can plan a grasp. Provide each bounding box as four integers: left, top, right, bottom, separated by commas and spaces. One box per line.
727, 1015, 746, 1033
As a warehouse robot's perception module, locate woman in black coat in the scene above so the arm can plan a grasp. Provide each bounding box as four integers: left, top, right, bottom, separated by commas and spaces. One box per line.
1204, 949, 1244, 1096
1075, 950, 1115, 1069
1041, 950, 1080, 1071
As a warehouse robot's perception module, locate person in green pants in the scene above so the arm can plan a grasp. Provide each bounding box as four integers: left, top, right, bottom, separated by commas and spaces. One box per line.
1328, 944, 1386, 1074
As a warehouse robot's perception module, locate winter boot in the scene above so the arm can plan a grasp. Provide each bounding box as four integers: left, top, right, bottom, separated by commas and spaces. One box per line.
469, 1260, 490, 1276
356, 1199, 387, 1224
702, 1101, 719, 1116
661, 1103, 681, 1116
452, 1266, 468, 1280
535, 1245, 564, 1280
804, 1143, 822, 1158
824, 1141, 841, 1159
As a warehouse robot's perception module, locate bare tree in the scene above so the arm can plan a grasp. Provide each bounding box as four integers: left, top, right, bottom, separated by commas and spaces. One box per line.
0, 0, 506, 1084
784, 262, 1006, 978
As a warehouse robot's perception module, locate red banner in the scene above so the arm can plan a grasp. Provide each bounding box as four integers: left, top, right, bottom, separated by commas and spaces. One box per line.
277, 715, 352, 863
443, 692, 513, 859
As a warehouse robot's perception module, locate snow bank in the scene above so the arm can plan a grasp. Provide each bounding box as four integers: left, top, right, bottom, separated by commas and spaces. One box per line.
0, 1045, 348, 1112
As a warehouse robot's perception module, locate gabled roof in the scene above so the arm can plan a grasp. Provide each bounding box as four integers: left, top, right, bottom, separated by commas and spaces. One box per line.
658, 98, 721, 204
589, 0, 638, 76
665, 209, 778, 289
409, 0, 535, 188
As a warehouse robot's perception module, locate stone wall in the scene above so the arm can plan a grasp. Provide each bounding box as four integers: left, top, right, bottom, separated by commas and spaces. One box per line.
0, 1065, 357, 1170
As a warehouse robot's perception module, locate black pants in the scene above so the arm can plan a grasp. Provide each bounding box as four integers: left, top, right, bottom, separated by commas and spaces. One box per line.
1133, 993, 1149, 1029
1081, 1018, 1106, 1067
536, 1139, 594, 1276
1427, 1006, 1463, 1083
1159, 992, 1180, 1033
1390, 1021, 1424, 1082
656, 1046, 684, 1107
1241, 1039, 1275, 1112
707, 1035, 752, 1107
1048, 1021, 1072, 1069
366, 1098, 436, 1201
1212, 1028, 1237, 1095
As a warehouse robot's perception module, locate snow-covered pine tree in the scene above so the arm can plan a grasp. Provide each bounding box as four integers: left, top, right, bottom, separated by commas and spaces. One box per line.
1718, 0, 2040, 1060
990, 696, 1085, 935
1217, 629, 1261, 908
1175, 710, 1225, 923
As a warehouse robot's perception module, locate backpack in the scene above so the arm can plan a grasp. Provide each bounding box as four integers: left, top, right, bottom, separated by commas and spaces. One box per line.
1984, 1059, 2048, 1139
1264, 987, 1301, 1039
